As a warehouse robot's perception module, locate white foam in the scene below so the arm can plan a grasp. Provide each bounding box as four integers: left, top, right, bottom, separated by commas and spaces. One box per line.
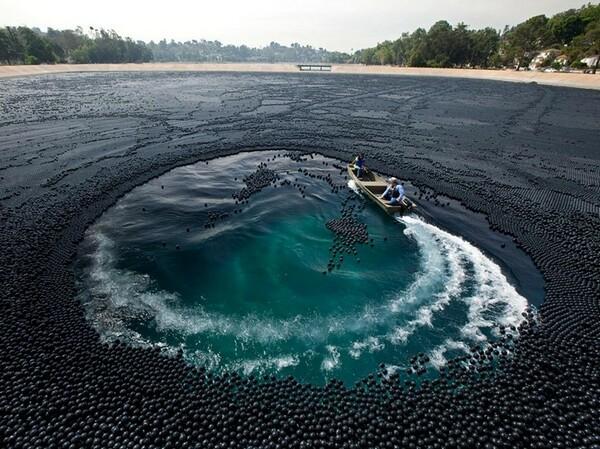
428, 346, 448, 370
347, 179, 360, 194
388, 215, 467, 344
346, 180, 512, 350
321, 345, 340, 371
428, 339, 470, 369
395, 215, 528, 345
82, 231, 182, 339
349, 336, 384, 359
382, 364, 403, 377
231, 354, 300, 375
187, 349, 222, 371
388, 220, 447, 312
83, 232, 388, 348
81, 212, 528, 374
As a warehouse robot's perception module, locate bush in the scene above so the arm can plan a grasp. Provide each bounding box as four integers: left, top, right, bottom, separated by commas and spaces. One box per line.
24, 55, 40, 65
570, 60, 588, 69
70, 47, 90, 63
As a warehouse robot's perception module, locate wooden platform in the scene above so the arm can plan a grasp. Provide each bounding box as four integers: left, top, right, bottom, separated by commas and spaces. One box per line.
297, 64, 332, 72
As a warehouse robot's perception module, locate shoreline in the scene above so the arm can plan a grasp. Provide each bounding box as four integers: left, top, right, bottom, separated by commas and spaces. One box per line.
0, 62, 598, 90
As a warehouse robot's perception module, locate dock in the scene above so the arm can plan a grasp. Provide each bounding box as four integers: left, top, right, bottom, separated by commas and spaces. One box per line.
297, 64, 332, 72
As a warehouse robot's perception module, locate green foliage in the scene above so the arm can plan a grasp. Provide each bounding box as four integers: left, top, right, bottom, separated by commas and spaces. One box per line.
0, 25, 349, 65
356, 3, 600, 70
17, 26, 56, 63
24, 55, 40, 65
146, 39, 349, 63
354, 21, 501, 68
549, 9, 586, 44
0, 29, 9, 63
571, 60, 588, 69
501, 15, 553, 69
471, 28, 501, 67
0, 26, 152, 65
0, 27, 25, 63
580, 19, 600, 72
70, 46, 91, 64
2, 4, 598, 68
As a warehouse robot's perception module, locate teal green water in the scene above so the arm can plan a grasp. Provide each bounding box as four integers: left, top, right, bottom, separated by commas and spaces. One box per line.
76, 151, 529, 384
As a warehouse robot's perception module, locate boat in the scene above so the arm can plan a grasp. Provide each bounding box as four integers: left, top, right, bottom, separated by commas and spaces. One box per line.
347, 164, 416, 215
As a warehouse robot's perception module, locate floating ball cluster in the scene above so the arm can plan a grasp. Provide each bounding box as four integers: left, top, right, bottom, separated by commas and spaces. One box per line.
201, 157, 351, 257
299, 166, 344, 195
1, 152, 599, 449
204, 210, 229, 229
324, 197, 369, 272
1, 73, 599, 449
232, 163, 278, 202
282, 151, 309, 163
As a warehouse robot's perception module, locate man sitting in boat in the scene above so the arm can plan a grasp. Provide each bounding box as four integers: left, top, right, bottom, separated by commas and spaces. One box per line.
381, 177, 405, 205
353, 154, 366, 179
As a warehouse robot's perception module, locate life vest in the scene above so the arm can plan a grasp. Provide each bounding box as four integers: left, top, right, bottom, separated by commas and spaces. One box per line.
392, 186, 401, 198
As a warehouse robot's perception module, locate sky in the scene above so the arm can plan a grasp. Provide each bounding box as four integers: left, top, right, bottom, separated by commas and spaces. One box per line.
1, 0, 592, 52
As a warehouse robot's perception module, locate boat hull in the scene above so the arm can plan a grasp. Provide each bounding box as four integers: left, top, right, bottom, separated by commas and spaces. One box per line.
347, 165, 415, 215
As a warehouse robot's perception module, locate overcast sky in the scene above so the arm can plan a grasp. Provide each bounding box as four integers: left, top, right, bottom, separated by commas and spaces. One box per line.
1, 0, 591, 52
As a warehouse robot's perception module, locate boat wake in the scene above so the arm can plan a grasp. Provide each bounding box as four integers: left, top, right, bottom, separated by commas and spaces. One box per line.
79, 207, 527, 378
392, 214, 527, 366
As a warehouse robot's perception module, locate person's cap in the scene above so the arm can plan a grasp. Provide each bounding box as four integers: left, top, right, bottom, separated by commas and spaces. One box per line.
388, 177, 399, 183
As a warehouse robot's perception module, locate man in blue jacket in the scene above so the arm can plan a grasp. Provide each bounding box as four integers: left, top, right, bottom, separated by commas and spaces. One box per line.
353, 154, 366, 178
381, 177, 405, 205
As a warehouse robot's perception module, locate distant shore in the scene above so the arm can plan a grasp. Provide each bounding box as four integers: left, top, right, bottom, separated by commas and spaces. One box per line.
1, 63, 598, 90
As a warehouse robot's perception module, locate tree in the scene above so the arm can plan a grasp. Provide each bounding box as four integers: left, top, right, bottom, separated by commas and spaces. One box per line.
373, 41, 393, 65
1, 3, 596, 68
502, 15, 552, 69
45, 28, 89, 62
451, 23, 473, 67
0, 29, 9, 63
391, 33, 411, 66
353, 21, 500, 69
549, 9, 586, 45
423, 21, 455, 67
406, 28, 428, 67
17, 27, 56, 64
470, 28, 500, 68
3, 28, 25, 63
71, 45, 91, 63
581, 20, 600, 73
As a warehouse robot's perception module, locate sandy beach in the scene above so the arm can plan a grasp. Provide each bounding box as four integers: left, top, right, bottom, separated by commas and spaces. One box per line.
1, 62, 599, 90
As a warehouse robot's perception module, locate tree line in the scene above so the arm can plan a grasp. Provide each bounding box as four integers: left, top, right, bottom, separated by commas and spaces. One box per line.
0, 26, 349, 65
148, 40, 349, 63
353, 3, 600, 72
0, 27, 152, 65
1, 3, 598, 70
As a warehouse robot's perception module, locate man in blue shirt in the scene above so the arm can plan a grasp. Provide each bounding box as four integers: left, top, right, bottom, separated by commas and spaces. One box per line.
353, 154, 366, 178
381, 177, 405, 205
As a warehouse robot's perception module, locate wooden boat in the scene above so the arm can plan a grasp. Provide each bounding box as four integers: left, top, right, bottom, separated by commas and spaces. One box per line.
347, 164, 416, 215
